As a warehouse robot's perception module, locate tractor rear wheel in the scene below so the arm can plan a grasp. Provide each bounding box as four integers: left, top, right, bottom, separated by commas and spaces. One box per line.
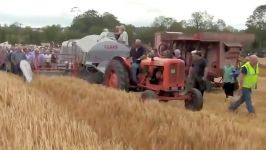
141, 90, 158, 101
185, 88, 203, 111
88, 72, 104, 84
79, 67, 104, 84
104, 60, 129, 90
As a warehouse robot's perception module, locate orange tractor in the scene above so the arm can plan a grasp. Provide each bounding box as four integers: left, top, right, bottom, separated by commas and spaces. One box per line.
60, 33, 203, 111
103, 56, 203, 111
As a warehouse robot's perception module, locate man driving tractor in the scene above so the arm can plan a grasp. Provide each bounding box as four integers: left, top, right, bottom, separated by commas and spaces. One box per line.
128, 39, 147, 84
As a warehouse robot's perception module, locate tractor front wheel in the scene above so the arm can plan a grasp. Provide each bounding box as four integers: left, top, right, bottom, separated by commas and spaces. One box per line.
185, 88, 203, 111
104, 60, 129, 90
141, 90, 158, 102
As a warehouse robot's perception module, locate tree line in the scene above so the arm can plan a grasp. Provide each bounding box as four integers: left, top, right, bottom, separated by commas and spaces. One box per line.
0, 5, 265, 51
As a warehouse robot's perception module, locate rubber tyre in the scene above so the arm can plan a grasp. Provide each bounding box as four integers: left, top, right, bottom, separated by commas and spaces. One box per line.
79, 67, 104, 84
141, 90, 158, 101
104, 60, 129, 90
185, 88, 203, 111
87, 72, 104, 84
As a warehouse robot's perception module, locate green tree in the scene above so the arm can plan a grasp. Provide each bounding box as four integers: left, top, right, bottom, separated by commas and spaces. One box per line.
224, 25, 238, 32
102, 12, 120, 30
7, 22, 22, 44
169, 21, 185, 32
152, 16, 176, 30
246, 5, 266, 30
212, 19, 226, 31
42, 25, 62, 43
188, 11, 214, 31
0, 26, 7, 42
71, 9, 103, 34
246, 5, 266, 49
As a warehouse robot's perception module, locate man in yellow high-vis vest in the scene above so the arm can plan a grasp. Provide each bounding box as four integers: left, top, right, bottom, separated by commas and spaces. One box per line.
229, 55, 262, 113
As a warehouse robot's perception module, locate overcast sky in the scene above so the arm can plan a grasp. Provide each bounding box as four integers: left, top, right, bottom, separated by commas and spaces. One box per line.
0, 0, 264, 29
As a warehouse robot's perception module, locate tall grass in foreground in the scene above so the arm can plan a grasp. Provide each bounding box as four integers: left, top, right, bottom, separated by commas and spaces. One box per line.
0, 73, 124, 150
32, 75, 266, 150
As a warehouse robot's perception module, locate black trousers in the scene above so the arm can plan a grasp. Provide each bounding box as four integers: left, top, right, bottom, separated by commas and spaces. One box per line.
13, 64, 23, 76
0, 64, 6, 70
223, 82, 235, 97
194, 78, 206, 96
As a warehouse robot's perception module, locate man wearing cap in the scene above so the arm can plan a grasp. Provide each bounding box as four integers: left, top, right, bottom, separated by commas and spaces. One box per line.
188, 50, 208, 96
229, 55, 266, 114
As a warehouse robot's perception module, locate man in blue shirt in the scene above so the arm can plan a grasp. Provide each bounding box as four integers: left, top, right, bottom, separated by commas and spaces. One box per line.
128, 39, 146, 84
10, 47, 26, 75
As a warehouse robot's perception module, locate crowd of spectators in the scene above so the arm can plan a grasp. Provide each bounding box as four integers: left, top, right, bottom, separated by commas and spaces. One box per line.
0, 44, 60, 75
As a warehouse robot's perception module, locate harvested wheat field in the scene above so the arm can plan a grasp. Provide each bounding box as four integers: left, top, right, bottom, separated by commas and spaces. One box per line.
1, 59, 266, 150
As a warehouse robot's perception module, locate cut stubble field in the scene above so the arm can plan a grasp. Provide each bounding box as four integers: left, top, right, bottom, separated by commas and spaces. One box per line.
0, 58, 266, 150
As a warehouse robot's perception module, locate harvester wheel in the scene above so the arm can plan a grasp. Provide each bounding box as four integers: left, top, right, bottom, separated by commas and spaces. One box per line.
104, 60, 129, 90
185, 88, 203, 111
141, 90, 158, 101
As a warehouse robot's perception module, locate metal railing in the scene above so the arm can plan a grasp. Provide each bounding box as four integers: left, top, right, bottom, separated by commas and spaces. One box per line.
32, 53, 80, 76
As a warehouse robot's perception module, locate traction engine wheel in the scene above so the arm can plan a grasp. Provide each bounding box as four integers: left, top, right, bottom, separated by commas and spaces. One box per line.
104, 60, 129, 90
185, 88, 203, 111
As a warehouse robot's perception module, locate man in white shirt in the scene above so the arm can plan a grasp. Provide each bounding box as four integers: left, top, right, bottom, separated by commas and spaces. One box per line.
117, 25, 129, 46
